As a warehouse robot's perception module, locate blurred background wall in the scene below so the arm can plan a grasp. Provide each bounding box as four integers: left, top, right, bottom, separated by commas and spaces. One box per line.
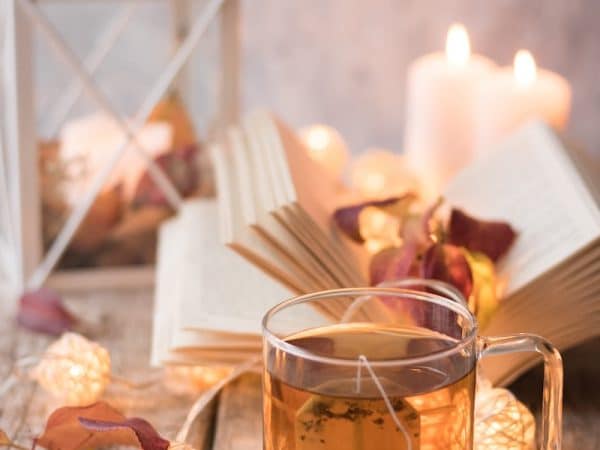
35, 0, 600, 154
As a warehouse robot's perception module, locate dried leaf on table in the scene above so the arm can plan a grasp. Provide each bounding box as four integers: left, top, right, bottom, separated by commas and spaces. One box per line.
448, 209, 517, 262
17, 288, 76, 336
421, 243, 473, 300
79, 418, 170, 450
333, 194, 415, 242
35, 402, 169, 450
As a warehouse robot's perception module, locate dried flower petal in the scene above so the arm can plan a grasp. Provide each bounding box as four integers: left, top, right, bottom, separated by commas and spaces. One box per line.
369, 244, 419, 286
133, 145, 199, 209
464, 251, 499, 328
448, 209, 517, 262
17, 288, 76, 336
334, 194, 416, 242
421, 244, 473, 300
79, 417, 170, 450
35, 402, 169, 450
35, 402, 130, 450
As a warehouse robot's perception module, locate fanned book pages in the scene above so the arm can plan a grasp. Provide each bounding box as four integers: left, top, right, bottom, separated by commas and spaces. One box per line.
152, 113, 599, 387
211, 112, 369, 296
151, 199, 292, 366
444, 120, 600, 385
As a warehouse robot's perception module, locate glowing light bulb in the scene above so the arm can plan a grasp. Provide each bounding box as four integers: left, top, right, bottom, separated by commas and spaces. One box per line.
446, 23, 471, 68
299, 125, 349, 179
31, 333, 111, 406
514, 50, 537, 88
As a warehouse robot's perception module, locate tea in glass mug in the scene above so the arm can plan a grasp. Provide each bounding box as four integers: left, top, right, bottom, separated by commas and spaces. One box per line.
262, 284, 563, 450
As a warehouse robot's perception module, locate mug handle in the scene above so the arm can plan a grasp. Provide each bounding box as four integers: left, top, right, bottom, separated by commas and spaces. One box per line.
478, 334, 563, 450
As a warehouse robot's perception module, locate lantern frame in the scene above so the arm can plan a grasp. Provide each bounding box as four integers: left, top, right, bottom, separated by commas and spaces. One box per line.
0, 0, 240, 297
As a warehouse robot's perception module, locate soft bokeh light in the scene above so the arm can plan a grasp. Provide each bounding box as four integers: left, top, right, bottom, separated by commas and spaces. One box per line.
31, 332, 111, 406
351, 149, 421, 199
358, 206, 402, 253
514, 50, 537, 88
163, 365, 232, 395
299, 124, 349, 179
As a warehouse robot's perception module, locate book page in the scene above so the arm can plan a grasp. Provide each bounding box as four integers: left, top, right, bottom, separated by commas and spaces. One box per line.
444, 121, 600, 295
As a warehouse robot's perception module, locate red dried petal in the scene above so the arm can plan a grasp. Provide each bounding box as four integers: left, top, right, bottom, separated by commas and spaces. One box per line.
448, 209, 517, 262
421, 244, 473, 299
333, 195, 414, 242
17, 288, 76, 336
369, 244, 419, 286
133, 144, 199, 208
79, 418, 170, 450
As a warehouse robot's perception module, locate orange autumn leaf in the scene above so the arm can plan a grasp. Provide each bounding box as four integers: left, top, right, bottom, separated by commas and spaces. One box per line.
34, 402, 168, 450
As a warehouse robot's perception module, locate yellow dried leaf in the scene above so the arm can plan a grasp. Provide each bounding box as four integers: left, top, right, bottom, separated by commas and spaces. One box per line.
464, 250, 499, 328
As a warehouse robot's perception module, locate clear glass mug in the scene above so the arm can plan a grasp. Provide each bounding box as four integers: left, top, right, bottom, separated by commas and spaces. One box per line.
262, 282, 563, 450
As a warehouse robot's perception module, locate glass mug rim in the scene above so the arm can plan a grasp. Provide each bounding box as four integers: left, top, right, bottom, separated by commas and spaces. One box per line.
261, 286, 479, 369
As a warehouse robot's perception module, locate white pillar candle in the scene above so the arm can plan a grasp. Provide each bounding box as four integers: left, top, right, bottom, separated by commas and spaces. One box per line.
474, 49, 571, 152
404, 24, 496, 192
299, 124, 349, 180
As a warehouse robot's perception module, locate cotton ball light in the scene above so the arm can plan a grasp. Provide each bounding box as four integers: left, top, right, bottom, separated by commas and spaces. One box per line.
474, 377, 535, 450
299, 124, 349, 179
31, 332, 111, 406
350, 149, 422, 200
163, 365, 232, 395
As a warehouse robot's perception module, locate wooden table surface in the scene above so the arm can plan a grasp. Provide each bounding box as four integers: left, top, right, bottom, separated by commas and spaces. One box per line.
1, 287, 599, 450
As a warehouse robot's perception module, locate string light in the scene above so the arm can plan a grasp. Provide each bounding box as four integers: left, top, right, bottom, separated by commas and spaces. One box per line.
474, 377, 535, 450
31, 332, 111, 406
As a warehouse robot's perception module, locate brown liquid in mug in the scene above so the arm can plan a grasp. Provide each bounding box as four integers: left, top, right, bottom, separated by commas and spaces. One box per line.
264, 323, 475, 450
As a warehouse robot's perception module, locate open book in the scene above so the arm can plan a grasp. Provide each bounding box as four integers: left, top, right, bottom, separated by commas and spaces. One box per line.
152, 114, 600, 386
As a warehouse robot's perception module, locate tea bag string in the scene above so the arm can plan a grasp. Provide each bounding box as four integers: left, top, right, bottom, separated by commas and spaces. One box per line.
356, 355, 413, 450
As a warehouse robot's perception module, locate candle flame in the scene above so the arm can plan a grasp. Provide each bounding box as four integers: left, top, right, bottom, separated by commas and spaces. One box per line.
445, 23, 470, 67
514, 49, 537, 87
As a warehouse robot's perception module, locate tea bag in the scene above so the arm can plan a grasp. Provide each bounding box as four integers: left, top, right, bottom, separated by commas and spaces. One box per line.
295, 368, 420, 450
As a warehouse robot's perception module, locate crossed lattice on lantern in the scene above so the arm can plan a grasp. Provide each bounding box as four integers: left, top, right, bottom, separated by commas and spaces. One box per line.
0, 0, 238, 293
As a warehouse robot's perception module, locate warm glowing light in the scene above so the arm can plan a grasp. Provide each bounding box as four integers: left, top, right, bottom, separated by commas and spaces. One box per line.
163, 365, 232, 395
351, 150, 421, 199
514, 50, 537, 88
31, 333, 111, 406
359, 206, 402, 254
299, 124, 349, 179
474, 376, 535, 450
445, 23, 471, 67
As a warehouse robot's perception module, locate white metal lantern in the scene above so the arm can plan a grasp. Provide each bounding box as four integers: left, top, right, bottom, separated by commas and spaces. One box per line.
0, 0, 240, 298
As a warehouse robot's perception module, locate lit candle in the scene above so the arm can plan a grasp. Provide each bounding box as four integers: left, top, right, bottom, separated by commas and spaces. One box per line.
404, 24, 496, 192
350, 149, 422, 200
299, 124, 349, 179
474, 49, 571, 151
